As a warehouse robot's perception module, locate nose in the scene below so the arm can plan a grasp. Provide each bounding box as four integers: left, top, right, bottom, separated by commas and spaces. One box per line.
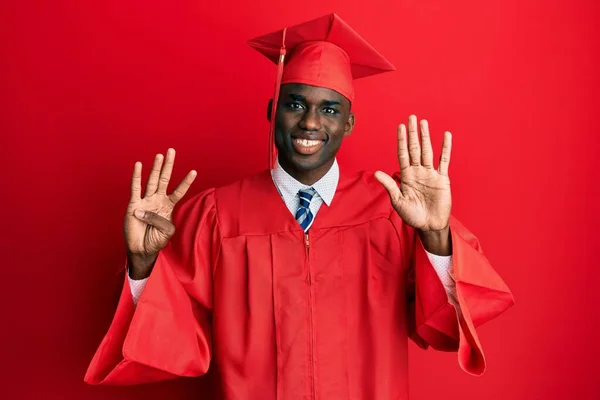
299, 108, 321, 131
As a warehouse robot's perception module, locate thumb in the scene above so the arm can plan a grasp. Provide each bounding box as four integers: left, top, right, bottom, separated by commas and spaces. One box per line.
133, 209, 176, 236
134, 209, 146, 219
374, 171, 401, 202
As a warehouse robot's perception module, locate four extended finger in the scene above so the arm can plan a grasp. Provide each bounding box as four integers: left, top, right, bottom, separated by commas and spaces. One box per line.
407, 115, 421, 166
438, 131, 452, 176
170, 170, 198, 204
130, 162, 142, 202
145, 153, 164, 197
397, 124, 410, 170
420, 119, 434, 168
157, 148, 176, 194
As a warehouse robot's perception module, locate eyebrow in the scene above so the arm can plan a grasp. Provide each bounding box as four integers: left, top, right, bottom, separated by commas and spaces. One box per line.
288, 93, 342, 107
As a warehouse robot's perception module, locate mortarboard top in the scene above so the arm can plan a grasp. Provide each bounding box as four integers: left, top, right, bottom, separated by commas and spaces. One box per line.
248, 13, 396, 168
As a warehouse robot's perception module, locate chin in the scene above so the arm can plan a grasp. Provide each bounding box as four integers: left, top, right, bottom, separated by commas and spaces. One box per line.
296, 156, 332, 173
281, 152, 322, 172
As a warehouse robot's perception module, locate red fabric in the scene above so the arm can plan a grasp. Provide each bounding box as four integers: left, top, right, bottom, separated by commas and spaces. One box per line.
248, 13, 396, 103
282, 41, 354, 102
85, 170, 514, 399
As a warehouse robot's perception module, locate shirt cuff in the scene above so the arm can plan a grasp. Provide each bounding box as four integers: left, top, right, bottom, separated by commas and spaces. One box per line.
128, 272, 149, 306
425, 252, 453, 287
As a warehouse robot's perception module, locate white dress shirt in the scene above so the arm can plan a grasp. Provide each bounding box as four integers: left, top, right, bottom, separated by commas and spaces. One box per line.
129, 159, 458, 311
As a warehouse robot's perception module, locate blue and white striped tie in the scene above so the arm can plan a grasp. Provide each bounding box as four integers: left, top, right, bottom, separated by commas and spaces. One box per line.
295, 188, 316, 232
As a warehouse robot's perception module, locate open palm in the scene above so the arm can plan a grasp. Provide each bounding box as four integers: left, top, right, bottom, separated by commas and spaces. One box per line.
125, 148, 197, 258
375, 115, 452, 232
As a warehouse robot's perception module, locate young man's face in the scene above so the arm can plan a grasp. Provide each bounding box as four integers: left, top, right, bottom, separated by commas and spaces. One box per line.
273, 83, 354, 176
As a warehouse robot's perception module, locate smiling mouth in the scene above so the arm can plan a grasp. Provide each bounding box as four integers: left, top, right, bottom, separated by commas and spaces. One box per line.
292, 138, 325, 155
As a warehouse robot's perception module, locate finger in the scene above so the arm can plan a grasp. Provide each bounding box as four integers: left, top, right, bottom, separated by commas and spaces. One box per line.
374, 171, 402, 204
170, 170, 198, 204
420, 119, 434, 168
145, 153, 164, 197
438, 131, 453, 176
130, 162, 142, 202
133, 209, 176, 237
407, 115, 421, 166
397, 124, 410, 170
157, 148, 176, 194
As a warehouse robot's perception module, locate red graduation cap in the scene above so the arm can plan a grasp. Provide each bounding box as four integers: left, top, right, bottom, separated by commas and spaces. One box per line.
248, 13, 396, 168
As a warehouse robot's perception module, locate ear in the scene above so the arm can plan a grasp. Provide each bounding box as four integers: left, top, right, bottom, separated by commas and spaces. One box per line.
266, 98, 273, 121
344, 112, 355, 137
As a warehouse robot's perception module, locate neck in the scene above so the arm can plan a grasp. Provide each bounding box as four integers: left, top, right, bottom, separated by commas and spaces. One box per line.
278, 158, 335, 186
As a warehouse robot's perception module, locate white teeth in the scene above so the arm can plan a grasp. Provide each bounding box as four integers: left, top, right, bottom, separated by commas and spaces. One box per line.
294, 138, 321, 147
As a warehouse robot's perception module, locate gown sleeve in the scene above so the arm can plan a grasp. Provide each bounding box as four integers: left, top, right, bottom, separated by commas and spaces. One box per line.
84, 189, 221, 385
391, 177, 514, 376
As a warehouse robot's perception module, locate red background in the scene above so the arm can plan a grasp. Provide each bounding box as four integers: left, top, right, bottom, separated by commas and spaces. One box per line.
2, 0, 599, 399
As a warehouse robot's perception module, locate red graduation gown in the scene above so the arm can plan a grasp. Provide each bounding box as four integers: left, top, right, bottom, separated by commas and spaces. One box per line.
85, 169, 514, 399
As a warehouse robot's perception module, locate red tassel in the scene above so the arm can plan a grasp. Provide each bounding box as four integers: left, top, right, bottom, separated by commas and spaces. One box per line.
268, 28, 287, 169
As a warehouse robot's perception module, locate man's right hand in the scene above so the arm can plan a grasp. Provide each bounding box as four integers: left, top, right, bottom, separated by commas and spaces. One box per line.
124, 148, 197, 280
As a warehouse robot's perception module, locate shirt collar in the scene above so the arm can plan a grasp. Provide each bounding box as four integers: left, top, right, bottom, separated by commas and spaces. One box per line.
272, 158, 339, 206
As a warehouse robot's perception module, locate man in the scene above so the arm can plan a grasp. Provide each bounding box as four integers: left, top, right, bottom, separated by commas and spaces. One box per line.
85, 13, 513, 399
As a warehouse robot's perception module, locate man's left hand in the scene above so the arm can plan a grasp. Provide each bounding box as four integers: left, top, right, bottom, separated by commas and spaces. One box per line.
375, 115, 453, 255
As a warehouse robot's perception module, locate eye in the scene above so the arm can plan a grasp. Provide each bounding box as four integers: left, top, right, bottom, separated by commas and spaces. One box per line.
286, 102, 305, 110
323, 107, 339, 115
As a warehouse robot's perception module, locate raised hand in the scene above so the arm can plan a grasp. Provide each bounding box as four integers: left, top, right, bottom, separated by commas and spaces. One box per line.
124, 148, 197, 279
375, 115, 452, 254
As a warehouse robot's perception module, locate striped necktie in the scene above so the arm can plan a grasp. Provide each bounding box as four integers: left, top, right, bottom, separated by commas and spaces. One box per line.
295, 188, 316, 232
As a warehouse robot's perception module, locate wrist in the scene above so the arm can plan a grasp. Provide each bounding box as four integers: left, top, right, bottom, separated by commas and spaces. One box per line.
127, 252, 158, 280
418, 226, 452, 256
